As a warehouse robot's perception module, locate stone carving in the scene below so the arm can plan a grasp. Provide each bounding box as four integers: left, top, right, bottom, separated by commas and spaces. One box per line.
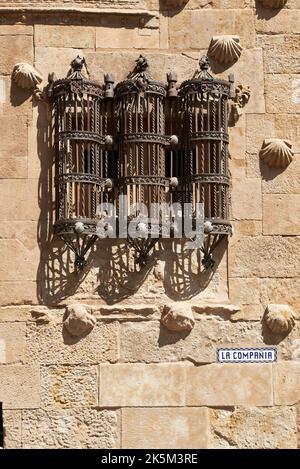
265, 304, 295, 335
63, 304, 96, 337
12, 63, 43, 90
208, 36, 243, 65
229, 84, 250, 124
259, 0, 287, 8
259, 139, 294, 169
161, 303, 195, 332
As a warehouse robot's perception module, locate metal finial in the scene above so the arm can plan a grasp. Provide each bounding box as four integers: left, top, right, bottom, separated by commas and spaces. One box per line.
199, 55, 210, 71
71, 56, 85, 72
135, 55, 149, 72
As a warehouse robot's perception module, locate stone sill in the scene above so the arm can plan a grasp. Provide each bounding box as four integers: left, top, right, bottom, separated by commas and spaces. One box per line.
0, 6, 158, 18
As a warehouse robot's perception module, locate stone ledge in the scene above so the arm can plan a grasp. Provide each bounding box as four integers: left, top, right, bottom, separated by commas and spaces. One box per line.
0, 7, 158, 18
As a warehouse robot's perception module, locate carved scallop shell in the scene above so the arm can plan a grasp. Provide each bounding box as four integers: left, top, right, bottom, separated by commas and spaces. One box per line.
63, 304, 96, 337
259, 0, 287, 9
265, 304, 295, 335
12, 63, 43, 90
260, 139, 294, 169
208, 36, 243, 64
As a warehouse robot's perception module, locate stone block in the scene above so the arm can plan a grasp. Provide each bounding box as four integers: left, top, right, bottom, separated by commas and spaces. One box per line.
122, 407, 209, 449
275, 114, 300, 154
26, 321, 119, 365
0, 322, 26, 364
231, 178, 262, 220
2, 410, 22, 449
119, 319, 299, 364
41, 365, 98, 409
229, 236, 300, 278
274, 362, 300, 405
260, 278, 300, 315
256, 9, 300, 34
0, 365, 40, 409
0, 25, 33, 36
0, 239, 39, 282
261, 157, 300, 195
0, 281, 38, 306
263, 195, 300, 235
210, 406, 297, 449
34, 25, 95, 49
0, 179, 40, 221
265, 74, 300, 114
34, 46, 86, 81
96, 25, 159, 49
0, 157, 28, 179
259, 35, 300, 74
0, 114, 28, 158
229, 278, 260, 305
186, 363, 273, 406
99, 363, 186, 407
22, 408, 120, 449
231, 220, 262, 237
246, 114, 275, 156
169, 9, 256, 49
0, 35, 33, 75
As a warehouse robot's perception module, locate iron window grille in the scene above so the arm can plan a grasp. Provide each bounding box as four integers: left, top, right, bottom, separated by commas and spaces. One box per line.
49, 54, 234, 270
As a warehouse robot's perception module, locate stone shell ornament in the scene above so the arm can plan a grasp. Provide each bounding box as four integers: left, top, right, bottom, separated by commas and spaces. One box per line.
260, 139, 294, 169
161, 303, 195, 332
265, 304, 295, 335
208, 36, 243, 64
63, 304, 96, 337
12, 63, 43, 90
259, 0, 287, 8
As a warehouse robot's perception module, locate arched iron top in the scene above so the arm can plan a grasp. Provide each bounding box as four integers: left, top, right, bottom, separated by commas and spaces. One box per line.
179, 55, 232, 97
115, 55, 167, 98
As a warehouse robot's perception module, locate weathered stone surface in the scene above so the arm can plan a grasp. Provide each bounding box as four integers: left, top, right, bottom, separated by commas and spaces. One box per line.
186, 363, 273, 406
120, 318, 297, 363
93, 303, 159, 320
0, 322, 26, 364
256, 9, 300, 34
246, 114, 275, 156
260, 278, 300, 315
0, 114, 28, 158
229, 113, 246, 161
96, 24, 159, 49
264, 303, 295, 335
0, 281, 38, 306
0, 157, 28, 179
229, 236, 300, 278
161, 302, 195, 332
263, 195, 300, 235
274, 362, 300, 405
258, 35, 300, 74
99, 363, 186, 407
210, 407, 297, 449
0, 25, 33, 36
262, 157, 300, 195
122, 407, 209, 449
0, 35, 33, 75
35, 46, 85, 80
265, 74, 300, 114
22, 408, 119, 449
3, 410, 22, 449
0, 179, 40, 221
0, 239, 39, 282
275, 114, 300, 154
41, 365, 98, 409
229, 278, 260, 305
169, 9, 256, 49
0, 365, 40, 409
35, 25, 95, 49
63, 304, 96, 337
231, 220, 262, 237
231, 178, 262, 220
26, 322, 119, 365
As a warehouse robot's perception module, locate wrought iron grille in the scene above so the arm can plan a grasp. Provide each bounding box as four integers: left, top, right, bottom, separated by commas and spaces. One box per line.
50, 55, 233, 270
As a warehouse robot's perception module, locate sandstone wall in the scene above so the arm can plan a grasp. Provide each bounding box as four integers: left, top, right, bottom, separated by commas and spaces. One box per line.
0, 0, 299, 449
